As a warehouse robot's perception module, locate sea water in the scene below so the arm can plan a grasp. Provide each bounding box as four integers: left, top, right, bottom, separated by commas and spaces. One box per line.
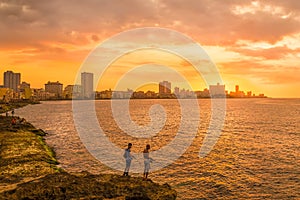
15, 98, 300, 199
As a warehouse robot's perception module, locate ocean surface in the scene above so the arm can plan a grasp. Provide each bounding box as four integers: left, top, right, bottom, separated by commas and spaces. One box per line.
15, 98, 300, 199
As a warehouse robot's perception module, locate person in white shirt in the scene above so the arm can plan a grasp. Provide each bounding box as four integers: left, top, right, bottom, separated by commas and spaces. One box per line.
143, 144, 153, 179
123, 143, 133, 176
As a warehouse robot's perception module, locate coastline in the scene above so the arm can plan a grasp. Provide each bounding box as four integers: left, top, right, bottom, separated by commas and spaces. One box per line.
0, 114, 176, 199
0, 102, 39, 114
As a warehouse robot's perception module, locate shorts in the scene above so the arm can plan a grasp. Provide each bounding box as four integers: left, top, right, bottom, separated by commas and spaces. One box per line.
126, 159, 132, 168
144, 159, 150, 172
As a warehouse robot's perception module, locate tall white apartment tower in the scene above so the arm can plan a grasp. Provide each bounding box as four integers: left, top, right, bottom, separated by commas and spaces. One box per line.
81, 72, 94, 99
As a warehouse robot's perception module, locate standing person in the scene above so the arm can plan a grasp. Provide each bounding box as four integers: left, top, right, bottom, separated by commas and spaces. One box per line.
11, 109, 15, 117
123, 143, 133, 176
143, 144, 153, 179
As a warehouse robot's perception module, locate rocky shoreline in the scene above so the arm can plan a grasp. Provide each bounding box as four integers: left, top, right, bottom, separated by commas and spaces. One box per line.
0, 115, 177, 199
0, 101, 39, 114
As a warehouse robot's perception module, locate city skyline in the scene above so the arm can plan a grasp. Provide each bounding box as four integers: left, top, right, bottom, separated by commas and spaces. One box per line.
0, 1, 299, 98
0, 69, 276, 98
1, 70, 266, 100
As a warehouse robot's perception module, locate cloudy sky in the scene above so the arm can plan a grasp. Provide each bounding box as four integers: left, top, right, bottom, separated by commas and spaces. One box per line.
0, 0, 300, 97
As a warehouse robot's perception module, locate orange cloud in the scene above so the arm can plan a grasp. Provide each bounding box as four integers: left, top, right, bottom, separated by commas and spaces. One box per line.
0, 0, 299, 97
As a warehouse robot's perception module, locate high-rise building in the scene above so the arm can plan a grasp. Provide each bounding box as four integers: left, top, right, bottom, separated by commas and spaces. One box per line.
235, 85, 239, 93
3, 71, 21, 92
81, 72, 94, 99
45, 81, 63, 98
159, 81, 171, 95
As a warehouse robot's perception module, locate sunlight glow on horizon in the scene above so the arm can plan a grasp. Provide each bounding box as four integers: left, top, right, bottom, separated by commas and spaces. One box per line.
0, 1, 299, 98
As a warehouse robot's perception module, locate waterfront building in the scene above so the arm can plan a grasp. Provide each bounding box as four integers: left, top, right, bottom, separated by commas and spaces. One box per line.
19, 82, 30, 90
132, 91, 145, 99
96, 89, 112, 99
209, 83, 226, 98
112, 89, 133, 99
145, 90, 157, 98
259, 93, 266, 97
32, 88, 49, 100
64, 85, 82, 99
159, 81, 171, 94
19, 82, 31, 99
81, 72, 94, 99
3, 70, 21, 92
247, 91, 252, 97
174, 87, 180, 97
195, 88, 210, 98
159, 81, 171, 98
235, 85, 239, 93
45, 81, 63, 98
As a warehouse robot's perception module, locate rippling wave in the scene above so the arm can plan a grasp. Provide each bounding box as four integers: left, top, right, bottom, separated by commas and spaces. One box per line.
15, 99, 300, 199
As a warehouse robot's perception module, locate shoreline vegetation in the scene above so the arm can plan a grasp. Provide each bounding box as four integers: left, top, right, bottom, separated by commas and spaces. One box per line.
0, 101, 40, 114
0, 104, 177, 199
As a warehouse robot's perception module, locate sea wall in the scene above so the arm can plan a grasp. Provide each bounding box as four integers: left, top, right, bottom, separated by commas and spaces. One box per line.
0, 116, 177, 199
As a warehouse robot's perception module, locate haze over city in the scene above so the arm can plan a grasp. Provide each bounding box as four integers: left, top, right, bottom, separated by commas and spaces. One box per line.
0, 0, 300, 98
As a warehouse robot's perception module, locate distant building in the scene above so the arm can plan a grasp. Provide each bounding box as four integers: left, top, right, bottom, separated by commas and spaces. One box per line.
3, 70, 21, 92
19, 82, 30, 90
159, 81, 171, 98
209, 83, 226, 98
247, 91, 252, 97
32, 88, 51, 101
174, 88, 194, 98
81, 72, 94, 99
235, 85, 245, 97
64, 85, 81, 99
132, 91, 145, 99
112, 89, 133, 99
235, 85, 239, 93
174, 87, 180, 96
195, 88, 210, 98
96, 89, 112, 99
159, 81, 171, 94
145, 90, 157, 98
45, 81, 63, 98
19, 82, 31, 99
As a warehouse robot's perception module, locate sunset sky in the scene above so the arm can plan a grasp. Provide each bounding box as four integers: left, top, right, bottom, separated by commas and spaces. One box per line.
0, 0, 300, 97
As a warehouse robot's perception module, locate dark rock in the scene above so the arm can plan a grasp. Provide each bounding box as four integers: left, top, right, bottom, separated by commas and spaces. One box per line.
1, 172, 176, 200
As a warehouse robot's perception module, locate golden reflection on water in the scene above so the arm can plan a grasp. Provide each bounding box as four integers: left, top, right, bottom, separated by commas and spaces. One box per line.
15, 99, 300, 199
